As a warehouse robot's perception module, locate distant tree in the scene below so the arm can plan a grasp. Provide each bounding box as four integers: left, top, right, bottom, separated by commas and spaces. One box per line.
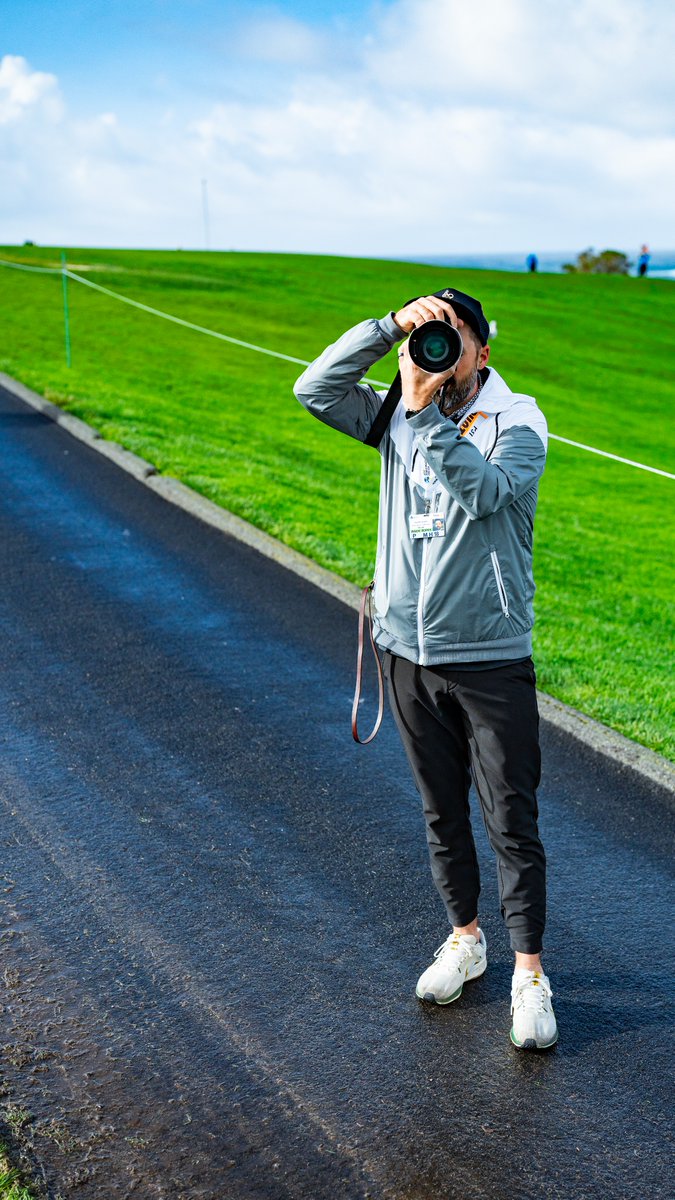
23, 239, 35, 246
563, 248, 632, 275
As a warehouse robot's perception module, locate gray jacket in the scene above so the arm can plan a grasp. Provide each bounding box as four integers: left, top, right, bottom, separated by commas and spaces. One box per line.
294, 312, 548, 666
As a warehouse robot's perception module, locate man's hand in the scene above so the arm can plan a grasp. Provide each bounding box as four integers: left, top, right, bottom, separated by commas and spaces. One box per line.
393, 294, 460, 335
393, 295, 465, 413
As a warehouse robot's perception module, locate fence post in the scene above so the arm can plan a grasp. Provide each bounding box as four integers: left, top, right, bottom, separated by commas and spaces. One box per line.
61, 250, 72, 367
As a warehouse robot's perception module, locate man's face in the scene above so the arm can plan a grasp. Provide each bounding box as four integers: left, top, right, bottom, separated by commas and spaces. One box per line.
440, 324, 490, 412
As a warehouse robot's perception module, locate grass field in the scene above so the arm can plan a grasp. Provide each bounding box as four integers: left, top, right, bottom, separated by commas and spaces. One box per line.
0, 1142, 34, 1199
1, 245, 673, 760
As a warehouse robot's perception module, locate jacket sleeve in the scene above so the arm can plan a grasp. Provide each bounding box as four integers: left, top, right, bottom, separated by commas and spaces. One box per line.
407, 402, 547, 520
294, 312, 406, 442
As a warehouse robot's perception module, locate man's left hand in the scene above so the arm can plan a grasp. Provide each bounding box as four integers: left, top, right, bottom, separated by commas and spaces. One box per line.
397, 338, 458, 413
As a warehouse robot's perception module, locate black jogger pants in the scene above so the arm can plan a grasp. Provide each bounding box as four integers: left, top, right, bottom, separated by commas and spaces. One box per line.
383, 651, 546, 954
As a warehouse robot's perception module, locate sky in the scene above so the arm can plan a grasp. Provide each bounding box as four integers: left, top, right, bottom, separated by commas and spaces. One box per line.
1, 0, 673, 257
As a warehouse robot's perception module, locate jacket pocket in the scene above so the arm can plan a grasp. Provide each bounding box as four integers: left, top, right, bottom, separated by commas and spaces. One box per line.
489, 549, 510, 618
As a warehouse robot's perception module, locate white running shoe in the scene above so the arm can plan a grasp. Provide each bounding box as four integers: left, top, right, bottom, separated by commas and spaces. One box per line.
510, 968, 558, 1050
416, 929, 487, 1004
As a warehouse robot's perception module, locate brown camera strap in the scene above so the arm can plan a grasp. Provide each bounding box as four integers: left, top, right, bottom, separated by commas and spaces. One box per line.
351, 582, 385, 744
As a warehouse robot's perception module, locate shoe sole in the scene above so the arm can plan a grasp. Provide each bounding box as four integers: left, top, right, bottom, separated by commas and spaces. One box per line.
509, 1027, 559, 1051
415, 958, 487, 1005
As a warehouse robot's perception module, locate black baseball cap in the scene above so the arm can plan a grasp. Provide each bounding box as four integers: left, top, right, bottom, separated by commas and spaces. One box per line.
431, 287, 490, 346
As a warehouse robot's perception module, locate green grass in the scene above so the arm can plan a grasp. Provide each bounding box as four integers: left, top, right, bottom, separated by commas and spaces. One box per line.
0, 1142, 36, 1199
1, 245, 673, 759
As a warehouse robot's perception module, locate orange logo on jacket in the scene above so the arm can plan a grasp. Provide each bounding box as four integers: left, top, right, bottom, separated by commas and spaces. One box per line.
459, 411, 488, 437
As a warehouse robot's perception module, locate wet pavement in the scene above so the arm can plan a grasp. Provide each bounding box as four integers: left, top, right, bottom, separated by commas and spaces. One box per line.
0, 380, 673, 1200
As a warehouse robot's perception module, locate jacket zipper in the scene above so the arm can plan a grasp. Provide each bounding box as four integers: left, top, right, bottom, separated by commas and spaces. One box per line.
416, 495, 435, 662
490, 549, 510, 618
417, 536, 429, 663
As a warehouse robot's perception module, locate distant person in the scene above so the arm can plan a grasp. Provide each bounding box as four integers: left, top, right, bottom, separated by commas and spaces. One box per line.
526, 253, 538, 273
295, 288, 558, 1052
637, 245, 650, 277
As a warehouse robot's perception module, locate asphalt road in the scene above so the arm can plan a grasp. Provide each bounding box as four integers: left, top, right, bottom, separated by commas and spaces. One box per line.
0, 380, 673, 1200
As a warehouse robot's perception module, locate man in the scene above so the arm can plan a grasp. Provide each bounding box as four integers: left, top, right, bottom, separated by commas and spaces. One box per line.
294, 288, 557, 1051
637, 245, 650, 277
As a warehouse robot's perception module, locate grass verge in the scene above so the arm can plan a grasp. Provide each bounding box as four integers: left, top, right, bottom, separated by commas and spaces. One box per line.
0, 1143, 36, 1200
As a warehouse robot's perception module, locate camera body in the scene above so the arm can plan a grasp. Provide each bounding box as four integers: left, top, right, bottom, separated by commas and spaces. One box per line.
408, 316, 463, 374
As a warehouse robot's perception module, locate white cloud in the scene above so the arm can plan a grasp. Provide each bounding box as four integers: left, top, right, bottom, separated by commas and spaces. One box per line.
0, 54, 63, 125
231, 10, 327, 65
1, 1, 674, 255
369, 0, 675, 133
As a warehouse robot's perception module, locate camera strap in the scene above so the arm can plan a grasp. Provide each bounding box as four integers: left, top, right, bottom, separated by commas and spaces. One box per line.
363, 371, 402, 448
351, 581, 385, 744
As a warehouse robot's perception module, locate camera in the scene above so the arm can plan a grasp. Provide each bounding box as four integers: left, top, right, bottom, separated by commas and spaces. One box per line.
408, 317, 463, 374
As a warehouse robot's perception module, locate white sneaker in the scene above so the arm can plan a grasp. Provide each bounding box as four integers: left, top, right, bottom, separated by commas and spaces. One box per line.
510, 968, 558, 1050
416, 929, 487, 1004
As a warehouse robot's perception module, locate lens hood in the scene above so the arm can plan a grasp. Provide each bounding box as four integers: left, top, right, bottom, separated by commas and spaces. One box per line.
408, 318, 463, 374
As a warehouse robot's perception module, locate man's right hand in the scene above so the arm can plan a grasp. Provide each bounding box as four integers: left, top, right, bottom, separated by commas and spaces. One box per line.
393, 295, 462, 334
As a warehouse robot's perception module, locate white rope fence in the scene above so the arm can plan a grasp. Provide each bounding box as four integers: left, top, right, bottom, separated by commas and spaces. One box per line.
1, 257, 672, 481
65, 268, 311, 367
0, 259, 61, 273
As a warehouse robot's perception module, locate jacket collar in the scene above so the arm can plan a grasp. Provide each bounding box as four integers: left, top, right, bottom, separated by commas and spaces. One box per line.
467, 366, 536, 413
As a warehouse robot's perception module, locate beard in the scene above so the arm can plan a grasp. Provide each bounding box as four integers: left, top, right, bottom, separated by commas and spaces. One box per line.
439, 366, 479, 415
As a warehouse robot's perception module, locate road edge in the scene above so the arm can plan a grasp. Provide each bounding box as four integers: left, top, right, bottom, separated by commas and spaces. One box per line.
3, 370, 673, 798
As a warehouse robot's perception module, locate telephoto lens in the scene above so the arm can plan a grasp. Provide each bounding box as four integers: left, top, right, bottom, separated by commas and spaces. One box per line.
408, 318, 463, 374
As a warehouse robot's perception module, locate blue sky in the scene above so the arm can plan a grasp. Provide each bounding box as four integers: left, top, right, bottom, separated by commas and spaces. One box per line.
1, 0, 673, 256
2, 2, 375, 108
